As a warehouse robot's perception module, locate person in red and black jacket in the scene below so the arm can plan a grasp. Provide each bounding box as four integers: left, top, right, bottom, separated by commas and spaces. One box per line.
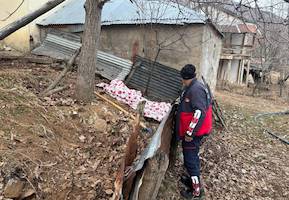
176, 64, 213, 199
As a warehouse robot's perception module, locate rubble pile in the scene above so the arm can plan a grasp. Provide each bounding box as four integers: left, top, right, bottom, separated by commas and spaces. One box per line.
0, 66, 156, 200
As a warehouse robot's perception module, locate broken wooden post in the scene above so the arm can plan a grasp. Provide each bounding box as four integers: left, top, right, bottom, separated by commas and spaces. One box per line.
137, 152, 169, 200
237, 59, 245, 84
225, 59, 232, 84
278, 72, 289, 97
237, 60, 242, 84
122, 113, 140, 200
0, 0, 66, 40
201, 76, 228, 130
246, 60, 251, 86
94, 92, 149, 130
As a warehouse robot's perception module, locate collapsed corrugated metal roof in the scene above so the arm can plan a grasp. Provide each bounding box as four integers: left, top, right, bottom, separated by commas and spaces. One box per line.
32, 32, 132, 81
126, 56, 183, 102
37, 0, 206, 26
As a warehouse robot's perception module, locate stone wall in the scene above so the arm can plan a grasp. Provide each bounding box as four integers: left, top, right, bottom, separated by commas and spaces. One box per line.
99, 24, 207, 72
199, 24, 223, 90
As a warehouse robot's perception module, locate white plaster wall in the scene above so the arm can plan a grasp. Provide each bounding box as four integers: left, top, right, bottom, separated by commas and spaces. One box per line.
29, 0, 72, 47
28, 0, 52, 47
218, 60, 227, 80
0, 0, 30, 51
0, 0, 68, 51
218, 59, 241, 84
228, 60, 240, 83
199, 24, 222, 91
231, 33, 244, 54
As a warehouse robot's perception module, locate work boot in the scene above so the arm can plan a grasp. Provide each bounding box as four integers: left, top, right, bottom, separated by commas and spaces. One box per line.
180, 175, 192, 188
180, 175, 201, 189
192, 181, 201, 197
180, 187, 205, 200
180, 176, 204, 199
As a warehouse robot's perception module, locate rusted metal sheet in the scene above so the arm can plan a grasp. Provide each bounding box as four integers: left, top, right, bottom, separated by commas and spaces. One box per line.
130, 107, 175, 200
113, 115, 140, 200
112, 105, 176, 200
134, 105, 176, 200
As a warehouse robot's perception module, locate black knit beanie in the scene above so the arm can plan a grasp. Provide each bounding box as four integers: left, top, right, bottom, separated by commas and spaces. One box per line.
180, 64, 196, 80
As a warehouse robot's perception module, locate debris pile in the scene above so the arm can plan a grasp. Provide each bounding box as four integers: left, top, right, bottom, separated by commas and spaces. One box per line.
1, 59, 288, 200
0, 66, 157, 200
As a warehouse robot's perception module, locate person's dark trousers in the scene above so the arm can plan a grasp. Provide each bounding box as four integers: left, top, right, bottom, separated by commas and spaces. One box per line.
182, 136, 203, 178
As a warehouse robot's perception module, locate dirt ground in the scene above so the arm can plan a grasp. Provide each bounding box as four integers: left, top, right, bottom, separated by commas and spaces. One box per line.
0, 58, 288, 200
158, 91, 289, 200
0, 63, 156, 200
217, 82, 289, 103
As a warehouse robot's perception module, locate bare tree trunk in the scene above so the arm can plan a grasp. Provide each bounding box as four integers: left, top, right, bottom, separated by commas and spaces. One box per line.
0, 0, 66, 40
75, 0, 106, 102
279, 83, 283, 97
279, 73, 289, 97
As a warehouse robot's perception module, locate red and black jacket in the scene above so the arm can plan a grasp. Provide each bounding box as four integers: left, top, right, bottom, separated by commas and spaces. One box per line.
176, 78, 213, 139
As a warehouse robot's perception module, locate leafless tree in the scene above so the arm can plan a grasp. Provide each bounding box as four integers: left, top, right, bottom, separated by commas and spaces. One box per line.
131, 0, 204, 94
278, 72, 289, 96
75, 0, 109, 102
175, 0, 289, 80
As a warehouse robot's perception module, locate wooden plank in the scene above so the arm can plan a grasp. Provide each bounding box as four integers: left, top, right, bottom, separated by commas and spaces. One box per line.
226, 59, 232, 82
246, 60, 251, 86
220, 54, 233, 60
240, 60, 245, 84
94, 92, 148, 130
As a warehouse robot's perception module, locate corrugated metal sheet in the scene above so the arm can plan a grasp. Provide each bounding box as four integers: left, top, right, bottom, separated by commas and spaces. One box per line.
37, 0, 206, 26
126, 56, 182, 102
32, 32, 132, 81
97, 51, 132, 80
